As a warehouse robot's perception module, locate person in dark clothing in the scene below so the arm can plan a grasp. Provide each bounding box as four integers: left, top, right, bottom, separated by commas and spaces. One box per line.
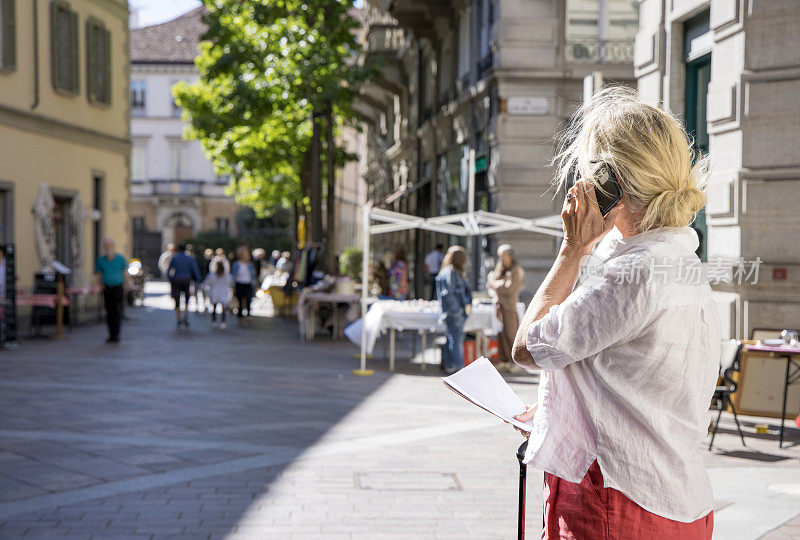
168, 244, 202, 328
95, 238, 128, 343
195, 248, 214, 313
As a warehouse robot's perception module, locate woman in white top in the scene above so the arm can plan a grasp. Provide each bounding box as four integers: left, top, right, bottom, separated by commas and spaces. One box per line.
512, 87, 719, 539
202, 256, 233, 329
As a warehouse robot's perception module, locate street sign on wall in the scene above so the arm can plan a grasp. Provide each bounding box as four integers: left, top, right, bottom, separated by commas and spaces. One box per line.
504, 96, 549, 116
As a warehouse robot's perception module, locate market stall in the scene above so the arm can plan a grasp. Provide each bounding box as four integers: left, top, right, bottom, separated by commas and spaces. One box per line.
345, 299, 503, 370
353, 151, 565, 375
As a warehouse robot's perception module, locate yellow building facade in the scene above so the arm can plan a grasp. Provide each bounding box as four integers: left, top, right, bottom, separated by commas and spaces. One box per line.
0, 0, 130, 291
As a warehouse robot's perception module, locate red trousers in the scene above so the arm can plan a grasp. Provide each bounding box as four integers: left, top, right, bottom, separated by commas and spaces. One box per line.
542, 461, 713, 539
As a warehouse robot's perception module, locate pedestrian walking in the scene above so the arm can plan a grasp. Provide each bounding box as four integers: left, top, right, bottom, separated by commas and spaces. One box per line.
511, 87, 717, 538
94, 238, 128, 343
232, 246, 257, 323
424, 244, 445, 300
373, 259, 390, 298
487, 244, 525, 372
268, 249, 281, 268
436, 246, 472, 375
167, 244, 202, 328
157, 243, 175, 278
194, 248, 213, 313
252, 248, 266, 282
388, 247, 409, 300
276, 251, 291, 274
201, 256, 233, 329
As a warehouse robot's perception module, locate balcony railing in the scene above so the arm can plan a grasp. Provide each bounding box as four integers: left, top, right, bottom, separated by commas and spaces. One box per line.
565, 39, 634, 64
365, 24, 406, 55
131, 179, 226, 198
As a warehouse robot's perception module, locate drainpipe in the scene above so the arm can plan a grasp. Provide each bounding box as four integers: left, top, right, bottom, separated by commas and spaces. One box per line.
31, 0, 40, 110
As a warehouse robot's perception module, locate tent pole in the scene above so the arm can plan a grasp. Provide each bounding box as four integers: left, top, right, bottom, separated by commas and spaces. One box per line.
468, 148, 476, 215
354, 203, 374, 376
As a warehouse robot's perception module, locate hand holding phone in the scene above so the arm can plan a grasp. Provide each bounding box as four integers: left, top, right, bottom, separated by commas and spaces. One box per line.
569, 161, 623, 217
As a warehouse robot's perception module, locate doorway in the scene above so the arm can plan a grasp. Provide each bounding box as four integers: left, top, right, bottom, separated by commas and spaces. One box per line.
685, 53, 710, 262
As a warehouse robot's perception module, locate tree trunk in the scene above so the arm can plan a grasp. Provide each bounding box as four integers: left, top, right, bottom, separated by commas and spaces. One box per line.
310, 109, 323, 244
324, 106, 336, 273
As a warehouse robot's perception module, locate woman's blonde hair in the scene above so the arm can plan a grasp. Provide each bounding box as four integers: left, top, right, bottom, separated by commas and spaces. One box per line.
553, 86, 709, 233
442, 245, 467, 275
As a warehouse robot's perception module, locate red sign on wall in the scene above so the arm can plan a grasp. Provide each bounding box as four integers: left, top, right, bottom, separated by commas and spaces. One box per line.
773, 268, 787, 280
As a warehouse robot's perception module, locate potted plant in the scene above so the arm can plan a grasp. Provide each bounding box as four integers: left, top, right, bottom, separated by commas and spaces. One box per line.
337, 247, 362, 294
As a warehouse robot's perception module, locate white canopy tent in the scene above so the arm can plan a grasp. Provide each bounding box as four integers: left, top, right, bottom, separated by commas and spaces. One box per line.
354, 151, 566, 375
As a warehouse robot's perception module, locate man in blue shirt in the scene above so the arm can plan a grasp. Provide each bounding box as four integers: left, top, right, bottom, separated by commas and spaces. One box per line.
95, 238, 128, 343
167, 243, 201, 328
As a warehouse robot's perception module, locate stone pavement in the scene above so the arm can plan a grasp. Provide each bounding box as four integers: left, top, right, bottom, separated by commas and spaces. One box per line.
0, 281, 798, 539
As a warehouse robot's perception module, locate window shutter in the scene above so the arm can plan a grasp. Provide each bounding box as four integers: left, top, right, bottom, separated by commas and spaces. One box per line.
50, 1, 59, 89
103, 28, 110, 103
86, 20, 94, 100
2, 0, 16, 70
70, 9, 78, 93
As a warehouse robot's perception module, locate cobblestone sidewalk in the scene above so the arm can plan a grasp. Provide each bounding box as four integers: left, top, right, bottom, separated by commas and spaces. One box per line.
0, 282, 798, 539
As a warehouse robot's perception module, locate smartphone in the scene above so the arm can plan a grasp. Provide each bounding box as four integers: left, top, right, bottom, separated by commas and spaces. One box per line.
592, 162, 623, 216
570, 161, 623, 217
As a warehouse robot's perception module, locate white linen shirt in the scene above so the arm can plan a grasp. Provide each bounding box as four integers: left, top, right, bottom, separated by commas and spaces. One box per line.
524, 226, 721, 522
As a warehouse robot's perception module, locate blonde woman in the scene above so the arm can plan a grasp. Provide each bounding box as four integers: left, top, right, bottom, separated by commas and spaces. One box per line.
511, 87, 719, 538
435, 246, 472, 375
487, 244, 525, 372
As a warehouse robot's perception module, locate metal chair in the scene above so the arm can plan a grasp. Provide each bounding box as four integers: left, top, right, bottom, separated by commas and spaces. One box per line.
708, 338, 746, 450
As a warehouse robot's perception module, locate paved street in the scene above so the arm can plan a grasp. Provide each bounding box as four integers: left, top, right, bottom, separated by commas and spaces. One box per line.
0, 282, 798, 539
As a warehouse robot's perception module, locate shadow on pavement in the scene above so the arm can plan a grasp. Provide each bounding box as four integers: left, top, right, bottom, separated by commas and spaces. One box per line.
0, 283, 393, 537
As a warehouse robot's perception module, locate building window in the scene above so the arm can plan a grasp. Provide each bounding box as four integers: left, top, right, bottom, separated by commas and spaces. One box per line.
0, 0, 16, 72
0, 187, 12, 244
132, 140, 147, 180
477, 0, 491, 60
438, 34, 453, 105
50, 0, 79, 94
86, 18, 111, 105
215, 218, 230, 234
565, 0, 638, 63
131, 80, 146, 115
457, 8, 470, 81
170, 142, 187, 180
171, 80, 181, 117
132, 216, 145, 232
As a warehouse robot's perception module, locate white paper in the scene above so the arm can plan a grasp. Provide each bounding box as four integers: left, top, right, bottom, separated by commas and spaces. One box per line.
441, 357, 533, 432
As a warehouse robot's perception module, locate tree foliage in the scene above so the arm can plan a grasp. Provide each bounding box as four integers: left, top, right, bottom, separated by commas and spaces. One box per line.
174, 0, 372, 217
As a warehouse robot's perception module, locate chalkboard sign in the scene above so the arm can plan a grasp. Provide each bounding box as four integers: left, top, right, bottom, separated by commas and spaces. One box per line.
32, 272, 70, 328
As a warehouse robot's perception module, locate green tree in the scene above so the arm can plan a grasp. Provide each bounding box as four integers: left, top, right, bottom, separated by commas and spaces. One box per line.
174, 0, 373, 268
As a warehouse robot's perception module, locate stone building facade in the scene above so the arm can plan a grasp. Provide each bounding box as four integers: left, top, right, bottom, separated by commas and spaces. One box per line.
128, 8, 241, 272
356, 0, 638, 298
635, 0, 800, 339
0, 0, 131, 290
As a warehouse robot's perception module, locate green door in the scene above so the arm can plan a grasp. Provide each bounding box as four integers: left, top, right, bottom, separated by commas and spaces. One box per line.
685, 53, 710, 261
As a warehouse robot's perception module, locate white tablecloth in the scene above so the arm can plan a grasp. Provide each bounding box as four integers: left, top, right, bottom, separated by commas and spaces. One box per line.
344, 300, 503, 355
296, 291, 361, 322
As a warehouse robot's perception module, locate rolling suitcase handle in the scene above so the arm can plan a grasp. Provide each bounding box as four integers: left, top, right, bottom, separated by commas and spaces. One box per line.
516, 441, 528, 540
